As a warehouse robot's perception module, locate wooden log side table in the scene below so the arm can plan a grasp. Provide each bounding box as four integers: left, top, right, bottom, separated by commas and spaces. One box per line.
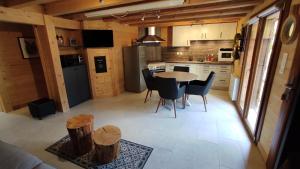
66, 114, 94, 156
93, 125, 121, 164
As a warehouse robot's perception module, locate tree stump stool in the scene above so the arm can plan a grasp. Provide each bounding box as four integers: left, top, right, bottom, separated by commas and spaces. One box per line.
93, 125, 121, 164
66, 114, 94, 156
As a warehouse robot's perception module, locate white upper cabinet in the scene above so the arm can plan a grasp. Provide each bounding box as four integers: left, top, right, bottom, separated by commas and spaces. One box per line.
202, 24, 222, 40
172, 26, 192, 47
172, 22, 237, 46
219, 22, 237, 40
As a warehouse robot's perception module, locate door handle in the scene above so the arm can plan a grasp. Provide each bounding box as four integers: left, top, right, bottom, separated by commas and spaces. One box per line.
281, 84, 295, 101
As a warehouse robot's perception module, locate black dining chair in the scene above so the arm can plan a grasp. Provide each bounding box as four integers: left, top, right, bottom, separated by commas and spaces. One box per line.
174, 66, 190, 72
185, 71, 216, 112
173, 66, 190, 88
155, 77, 186, 118
142, 68, 158, 103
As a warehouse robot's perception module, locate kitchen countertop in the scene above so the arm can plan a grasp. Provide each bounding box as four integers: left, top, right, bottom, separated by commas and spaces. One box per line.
164, 60, 233, 65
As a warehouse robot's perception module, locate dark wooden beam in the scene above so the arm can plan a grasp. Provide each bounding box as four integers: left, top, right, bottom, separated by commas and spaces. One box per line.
131, 17, 240, 27
123, 10, 249, 25
5, 0, 61, 8
44, 0, 158, 16
101, 1, 259, 22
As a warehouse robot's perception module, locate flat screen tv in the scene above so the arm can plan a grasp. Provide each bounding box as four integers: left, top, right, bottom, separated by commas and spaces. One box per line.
82, 30, 114, 48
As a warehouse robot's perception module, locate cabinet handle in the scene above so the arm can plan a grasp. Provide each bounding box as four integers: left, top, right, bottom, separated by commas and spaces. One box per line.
220, 32, 223, 38
205, 33, 207, 39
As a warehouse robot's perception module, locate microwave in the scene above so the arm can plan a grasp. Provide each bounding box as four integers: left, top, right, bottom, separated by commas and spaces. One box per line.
218, 48, 234, 62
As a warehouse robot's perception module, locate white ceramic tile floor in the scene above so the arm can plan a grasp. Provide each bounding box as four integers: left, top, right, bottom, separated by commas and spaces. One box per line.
0, 90, 266, 169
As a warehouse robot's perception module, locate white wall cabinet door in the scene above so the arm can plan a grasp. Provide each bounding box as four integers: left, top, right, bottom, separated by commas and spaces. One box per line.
172, 26, 192, 46
202, 24, 221, 40
219, 22, 237, 40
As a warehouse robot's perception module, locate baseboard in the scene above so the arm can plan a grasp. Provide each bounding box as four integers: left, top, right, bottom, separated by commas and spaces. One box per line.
257, 142, 268, 162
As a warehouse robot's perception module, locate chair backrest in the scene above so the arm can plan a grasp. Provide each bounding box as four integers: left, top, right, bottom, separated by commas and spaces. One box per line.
203, 71, 216, 95
173, 66, 190, 72
142, 68, 156, 90
156, 77, 178, 100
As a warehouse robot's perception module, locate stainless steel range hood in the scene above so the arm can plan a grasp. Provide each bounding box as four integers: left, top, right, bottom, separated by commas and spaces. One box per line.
137, 26, 165, 43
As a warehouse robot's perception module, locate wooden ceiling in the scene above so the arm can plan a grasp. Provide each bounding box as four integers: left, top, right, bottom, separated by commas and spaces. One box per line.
1, 0, 264, 26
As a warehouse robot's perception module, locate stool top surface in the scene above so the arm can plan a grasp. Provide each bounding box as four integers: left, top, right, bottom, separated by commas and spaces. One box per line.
93, 125, 121, 146
66, 114, 94, 129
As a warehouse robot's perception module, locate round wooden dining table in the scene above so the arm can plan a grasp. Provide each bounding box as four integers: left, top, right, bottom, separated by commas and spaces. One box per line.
154, 71, 198, 82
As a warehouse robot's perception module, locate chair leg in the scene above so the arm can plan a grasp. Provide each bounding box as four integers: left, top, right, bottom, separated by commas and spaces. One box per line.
155, 98, 162, 113
150, 90, 153, 97
144, 90, 150, 103
172, 100, 177, 118
162, 99, 165, 106
202, 95, 207, 112
182, 95, 186, 109
204, 96, 208, 104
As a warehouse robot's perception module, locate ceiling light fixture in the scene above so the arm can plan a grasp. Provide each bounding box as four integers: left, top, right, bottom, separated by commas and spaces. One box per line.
141, 15, 145, 21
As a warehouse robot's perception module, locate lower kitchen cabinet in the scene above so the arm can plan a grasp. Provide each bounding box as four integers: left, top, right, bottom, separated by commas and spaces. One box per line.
165, 63, 232, 90
63, 64, 91, 107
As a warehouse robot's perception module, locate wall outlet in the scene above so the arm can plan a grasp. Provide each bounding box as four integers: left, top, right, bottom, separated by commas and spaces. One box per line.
279, 53, 288, 74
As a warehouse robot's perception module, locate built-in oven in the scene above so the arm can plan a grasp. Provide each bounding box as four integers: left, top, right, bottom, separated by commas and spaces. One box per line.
218, 48, 234, 62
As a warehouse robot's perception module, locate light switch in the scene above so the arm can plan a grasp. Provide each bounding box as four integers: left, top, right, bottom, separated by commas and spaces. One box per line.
279, 53, 288, 74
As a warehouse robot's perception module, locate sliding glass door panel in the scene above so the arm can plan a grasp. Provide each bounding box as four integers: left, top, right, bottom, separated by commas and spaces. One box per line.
239, 22, 259, 111
246, 12, 280, 132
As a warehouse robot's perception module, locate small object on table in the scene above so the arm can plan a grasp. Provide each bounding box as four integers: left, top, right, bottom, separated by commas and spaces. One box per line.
66, 114, 94, 156
28, 98, 56, 120
93, 125, 121, 164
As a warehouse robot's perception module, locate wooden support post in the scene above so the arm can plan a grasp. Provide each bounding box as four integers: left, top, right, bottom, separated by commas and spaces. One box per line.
33, 15, 70, 112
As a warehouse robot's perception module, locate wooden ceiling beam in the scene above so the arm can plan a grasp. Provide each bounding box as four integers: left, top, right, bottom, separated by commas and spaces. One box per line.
126, 14, 245, 25
122, 9, 250, 25
102, 1, 258, 22
5, 0, 61, 8
44, 0, 157, 16
132, 17, 240, 27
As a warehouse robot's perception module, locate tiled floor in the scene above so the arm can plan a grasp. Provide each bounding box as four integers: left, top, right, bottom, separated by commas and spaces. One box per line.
0, 90, 266, 169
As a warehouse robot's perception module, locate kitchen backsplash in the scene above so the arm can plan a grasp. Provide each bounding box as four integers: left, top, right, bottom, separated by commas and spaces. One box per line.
162, 40, 234, 61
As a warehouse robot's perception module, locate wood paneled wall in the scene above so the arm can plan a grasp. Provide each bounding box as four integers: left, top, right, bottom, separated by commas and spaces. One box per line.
82, 21, 138, 95
0, 23, 48, 111
85, 48, 115, 98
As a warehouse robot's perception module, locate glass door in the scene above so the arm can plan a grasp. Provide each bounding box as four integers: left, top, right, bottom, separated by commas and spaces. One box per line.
245, 12, 280, 132
238, 22, 259, 112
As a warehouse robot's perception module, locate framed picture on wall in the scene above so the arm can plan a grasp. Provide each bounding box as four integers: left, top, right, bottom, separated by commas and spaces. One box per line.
18, 37, 39, 59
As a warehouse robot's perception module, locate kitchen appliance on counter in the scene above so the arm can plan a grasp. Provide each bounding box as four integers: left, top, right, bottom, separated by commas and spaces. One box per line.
218, 48, 234, 62
148, 62, 166, 73
123, 46, 162, 92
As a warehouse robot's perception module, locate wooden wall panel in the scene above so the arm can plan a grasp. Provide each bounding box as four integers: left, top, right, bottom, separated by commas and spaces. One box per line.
52, 17, 81, 30
85, 48, 115, 98
0, 23, 48, 112
82, 21, 138, 95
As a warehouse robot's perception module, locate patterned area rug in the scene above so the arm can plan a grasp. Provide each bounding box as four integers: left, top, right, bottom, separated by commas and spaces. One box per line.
46, 135, 153, 169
